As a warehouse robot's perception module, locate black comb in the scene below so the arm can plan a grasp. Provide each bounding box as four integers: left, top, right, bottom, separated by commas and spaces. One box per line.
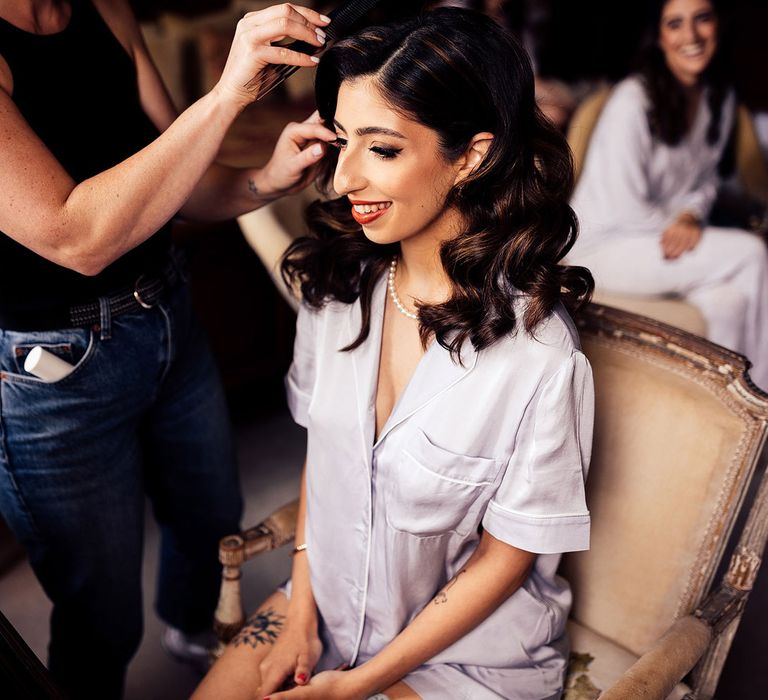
245, 0, 387, 98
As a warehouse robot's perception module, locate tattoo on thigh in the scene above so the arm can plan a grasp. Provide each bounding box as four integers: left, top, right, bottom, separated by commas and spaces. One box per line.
433, 568, 467, 605
248, 178, 259, 197
232, 608, 285, 648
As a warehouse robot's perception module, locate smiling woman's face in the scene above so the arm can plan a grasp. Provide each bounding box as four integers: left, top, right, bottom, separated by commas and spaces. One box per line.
658, 0, 718, 86
331, 77, 464, 249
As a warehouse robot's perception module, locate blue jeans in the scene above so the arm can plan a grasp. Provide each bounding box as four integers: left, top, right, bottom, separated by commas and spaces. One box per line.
0, 271, 242, 699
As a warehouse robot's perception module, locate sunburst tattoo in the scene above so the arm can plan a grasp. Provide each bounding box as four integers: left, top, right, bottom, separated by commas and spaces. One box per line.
232, 608, 285, 648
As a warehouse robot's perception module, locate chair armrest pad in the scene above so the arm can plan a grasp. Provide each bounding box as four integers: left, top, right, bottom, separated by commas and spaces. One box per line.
599, 583, 749, 699
219, 499, 300, 566
600, 616, 711, 700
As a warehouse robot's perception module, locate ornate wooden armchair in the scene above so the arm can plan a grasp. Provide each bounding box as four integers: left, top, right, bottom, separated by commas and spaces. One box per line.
211, 303, 768, 699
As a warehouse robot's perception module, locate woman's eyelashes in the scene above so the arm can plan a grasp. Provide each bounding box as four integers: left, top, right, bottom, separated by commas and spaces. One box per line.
370, 145, 402, 160
330, 136, 402, 160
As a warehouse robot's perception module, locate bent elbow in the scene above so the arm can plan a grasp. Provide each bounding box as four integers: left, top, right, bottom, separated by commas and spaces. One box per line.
50, 210, 123, 276
55, 245, 113, 277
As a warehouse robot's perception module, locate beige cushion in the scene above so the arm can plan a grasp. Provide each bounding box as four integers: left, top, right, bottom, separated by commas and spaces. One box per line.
565, 621, 691, 700
592, 290, 707, 337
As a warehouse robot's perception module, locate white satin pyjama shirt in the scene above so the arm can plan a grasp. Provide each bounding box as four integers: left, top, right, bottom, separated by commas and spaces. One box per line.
285, 273, 594, 699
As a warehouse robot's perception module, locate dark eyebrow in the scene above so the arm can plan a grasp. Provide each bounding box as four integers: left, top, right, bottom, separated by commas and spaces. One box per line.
333, 120, 406, 139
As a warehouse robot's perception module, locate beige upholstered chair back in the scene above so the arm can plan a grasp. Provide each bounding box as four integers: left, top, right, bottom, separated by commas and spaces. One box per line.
561, 305, 768, 660
566, 84, 612, 183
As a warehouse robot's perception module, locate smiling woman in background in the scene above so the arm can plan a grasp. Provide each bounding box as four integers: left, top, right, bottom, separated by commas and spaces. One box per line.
193, 7, 594, 700
568, 0, 768, 388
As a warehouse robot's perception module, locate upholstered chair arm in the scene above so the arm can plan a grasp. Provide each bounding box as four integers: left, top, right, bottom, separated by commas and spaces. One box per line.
601, 584, 750, 700
599, 616, 711, 700
213, 499, 300, 654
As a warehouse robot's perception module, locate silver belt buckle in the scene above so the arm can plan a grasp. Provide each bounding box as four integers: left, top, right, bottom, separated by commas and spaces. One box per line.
133, 274, 157, 309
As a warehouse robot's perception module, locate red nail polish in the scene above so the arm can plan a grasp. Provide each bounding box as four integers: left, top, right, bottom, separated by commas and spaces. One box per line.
297, 673, 307, 682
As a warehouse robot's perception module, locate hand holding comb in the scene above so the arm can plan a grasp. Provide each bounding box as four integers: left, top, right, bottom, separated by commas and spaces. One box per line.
246, 0, 386, 99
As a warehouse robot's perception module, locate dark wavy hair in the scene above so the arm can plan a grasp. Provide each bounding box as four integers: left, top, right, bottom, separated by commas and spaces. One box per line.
634, 0, 732, 147
282, 8, 593, 359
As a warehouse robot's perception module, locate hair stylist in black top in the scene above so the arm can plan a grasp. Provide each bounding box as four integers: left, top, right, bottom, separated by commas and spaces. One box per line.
0, 1, 335, 698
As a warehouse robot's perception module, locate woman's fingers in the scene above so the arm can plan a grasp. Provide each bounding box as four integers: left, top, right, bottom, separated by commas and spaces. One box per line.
247, 17, 326, 50
241, 4, 328, 52
253, 44, 322, 69
216, 4, 330, 105
293, 651, 312, 685
258, 118, 335, 194
245, 2, 330, 28
283, 119, 337, 147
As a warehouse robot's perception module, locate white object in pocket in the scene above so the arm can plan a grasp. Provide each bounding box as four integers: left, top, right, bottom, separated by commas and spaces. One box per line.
23, 346, 76, 382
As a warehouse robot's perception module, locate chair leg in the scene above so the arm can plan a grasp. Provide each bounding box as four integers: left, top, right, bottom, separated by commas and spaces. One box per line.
213, 535, 246, 656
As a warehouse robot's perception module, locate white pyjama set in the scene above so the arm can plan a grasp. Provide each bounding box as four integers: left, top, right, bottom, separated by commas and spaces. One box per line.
569, 77, 768, 388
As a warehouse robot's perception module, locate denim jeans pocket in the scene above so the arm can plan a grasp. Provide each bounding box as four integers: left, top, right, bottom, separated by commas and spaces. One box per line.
0, 328, 96, 385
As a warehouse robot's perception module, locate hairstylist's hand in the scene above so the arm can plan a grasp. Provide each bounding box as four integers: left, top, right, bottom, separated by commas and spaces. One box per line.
215, 4, 330, 108
661, 212, 702, 259
259, 112, 337, 196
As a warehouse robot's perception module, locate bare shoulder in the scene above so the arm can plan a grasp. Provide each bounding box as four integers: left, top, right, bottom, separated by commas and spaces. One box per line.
90, 0, 145, 58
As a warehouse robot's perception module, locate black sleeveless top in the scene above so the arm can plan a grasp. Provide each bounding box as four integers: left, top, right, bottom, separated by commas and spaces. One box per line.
0, 0, 172, 319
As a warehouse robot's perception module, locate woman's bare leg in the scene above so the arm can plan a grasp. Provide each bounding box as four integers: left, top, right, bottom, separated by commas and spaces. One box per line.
190, 590, 423, 700
381, 681, 423, 699
191, 591, 289, 700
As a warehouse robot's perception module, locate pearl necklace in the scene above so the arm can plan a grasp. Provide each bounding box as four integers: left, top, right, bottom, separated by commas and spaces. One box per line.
388, 257, 419, 321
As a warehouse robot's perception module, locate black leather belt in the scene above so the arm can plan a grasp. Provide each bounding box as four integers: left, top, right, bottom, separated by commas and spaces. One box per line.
0, 256, 181, 332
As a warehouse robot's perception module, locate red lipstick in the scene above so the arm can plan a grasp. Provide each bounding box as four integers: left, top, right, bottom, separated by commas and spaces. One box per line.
349, 199, 391, 225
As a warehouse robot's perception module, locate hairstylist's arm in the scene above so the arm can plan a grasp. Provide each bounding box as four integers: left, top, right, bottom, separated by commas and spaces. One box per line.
115, 0, 334, 222
178, 111, 336, 222
0, 2, 329, 276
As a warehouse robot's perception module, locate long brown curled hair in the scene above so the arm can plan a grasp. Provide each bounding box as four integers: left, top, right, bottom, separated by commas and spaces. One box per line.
282, 8, 593, 359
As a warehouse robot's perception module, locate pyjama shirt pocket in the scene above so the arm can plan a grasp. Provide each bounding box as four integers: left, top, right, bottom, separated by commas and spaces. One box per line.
386, 429, 502, 538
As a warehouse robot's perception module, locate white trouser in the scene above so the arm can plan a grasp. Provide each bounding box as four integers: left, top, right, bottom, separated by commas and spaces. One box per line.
569, 227, 768, 389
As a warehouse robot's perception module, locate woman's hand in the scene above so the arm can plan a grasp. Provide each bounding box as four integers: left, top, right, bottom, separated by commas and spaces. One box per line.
257, 112, 337, 196
258, 608, 324, 696
215, 4, 330, 108
661, 212, 703, 259
262, 670, 367, 700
